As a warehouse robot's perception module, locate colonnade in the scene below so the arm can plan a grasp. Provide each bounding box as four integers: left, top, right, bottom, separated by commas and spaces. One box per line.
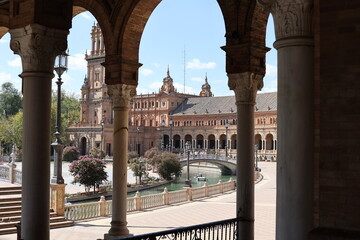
8, 0, 314, 239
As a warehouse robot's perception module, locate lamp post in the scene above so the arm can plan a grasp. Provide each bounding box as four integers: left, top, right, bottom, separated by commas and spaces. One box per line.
184, 141, 192, 187
169, 120, 173, 152
100, 118, 104, 159
225, 121, 229, 158
136, 126, 140, 158
161, 120, 165, 151
255, 144, 259, 171
51, 51, 68, 184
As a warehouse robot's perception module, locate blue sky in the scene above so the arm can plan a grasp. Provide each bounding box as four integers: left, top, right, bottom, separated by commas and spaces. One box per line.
0, 0, 277, 97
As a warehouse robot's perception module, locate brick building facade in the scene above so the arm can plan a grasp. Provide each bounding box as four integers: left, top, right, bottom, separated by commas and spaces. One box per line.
67, 24, 277, 160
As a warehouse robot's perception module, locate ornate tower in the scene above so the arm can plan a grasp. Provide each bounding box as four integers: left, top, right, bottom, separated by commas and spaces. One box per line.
199, 73, 213, 97
160, 66, 175, 94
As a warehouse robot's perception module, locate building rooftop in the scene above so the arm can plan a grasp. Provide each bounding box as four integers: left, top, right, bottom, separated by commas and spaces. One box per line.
171, 92, 277, 116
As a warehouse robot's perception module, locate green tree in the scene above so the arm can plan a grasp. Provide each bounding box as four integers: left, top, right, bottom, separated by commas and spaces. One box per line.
0, 111, 23, 158
62, 146, 80, 162
69, 156, 108, 193
155, 152, 182, 180
89, 147, 105, 159
50, 90, 80, 144
128, 151, 138, 163
144, 147, 160, 166
0, 82, 22, 117
129, 157, 148, 185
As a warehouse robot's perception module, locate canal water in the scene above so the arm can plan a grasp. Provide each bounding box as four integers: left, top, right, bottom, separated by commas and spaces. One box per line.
13, 162, 235, 198
127, 165, 236, 197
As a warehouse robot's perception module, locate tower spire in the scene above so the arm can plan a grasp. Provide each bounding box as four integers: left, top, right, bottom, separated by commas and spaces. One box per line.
167, 65, 170, 76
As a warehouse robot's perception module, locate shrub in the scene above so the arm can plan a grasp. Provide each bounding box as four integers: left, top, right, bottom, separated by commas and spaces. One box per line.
156, 152, 182, 180
62, 146, 80, 162
89, 147, 105, 159
69, 156, 108, 192
129, 157, 148, 185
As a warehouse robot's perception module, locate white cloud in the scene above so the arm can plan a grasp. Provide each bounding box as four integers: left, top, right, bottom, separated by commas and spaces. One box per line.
0, 72, 12, 84
261, 77, 277, 93
0, 39, 9, 44
173, 83, 198, 95
191, 77, 204, 82
136, 87, 153, 95
0, 72, 21, 90
186, 58, 216, 69
68, 53, 87, 71
266, 64, 277, 76
140, 68, 154, 76
152, 63, 161, 68
80, 12, 91, 20
8, 57, 21, 67
149, 81, 163, 90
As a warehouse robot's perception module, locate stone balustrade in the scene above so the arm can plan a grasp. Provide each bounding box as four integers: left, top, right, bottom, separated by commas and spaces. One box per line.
0, 163, 21, 184
64, 179, 235, 221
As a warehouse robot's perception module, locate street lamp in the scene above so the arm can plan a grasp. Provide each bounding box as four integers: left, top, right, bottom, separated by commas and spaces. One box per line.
225, 121, 229, 158
51, 50, 68, 184
161, 120, 165, 151
255, 144, 259, 171
100, 118, 104, 159
169, 120, 173, 152
184, 141, 192, 187
136, 126, 140, 158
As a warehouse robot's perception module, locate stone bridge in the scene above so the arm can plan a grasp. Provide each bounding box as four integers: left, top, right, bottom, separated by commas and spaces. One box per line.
179, 154, 237, 175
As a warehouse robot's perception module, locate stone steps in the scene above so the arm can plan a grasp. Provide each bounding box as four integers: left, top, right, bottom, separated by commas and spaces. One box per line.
0, 186, 73, 235
0, 216, 74, 235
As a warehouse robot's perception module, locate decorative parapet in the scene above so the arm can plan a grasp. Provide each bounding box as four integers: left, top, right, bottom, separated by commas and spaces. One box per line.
64, 179, 236, 221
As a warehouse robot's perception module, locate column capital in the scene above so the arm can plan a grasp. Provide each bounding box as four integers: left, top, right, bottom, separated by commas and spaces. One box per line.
258, 0, 313, 41
108, 84, 136, 110
228, 72, 264, 105
9, 24, 69, 73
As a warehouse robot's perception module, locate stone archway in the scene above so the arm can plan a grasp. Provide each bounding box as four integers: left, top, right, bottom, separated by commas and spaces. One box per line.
80, 137, 87, 155
208, 134, 216, 149
255, 133, 262, 150
219, 134, 226, 149
265, 133, 274, 150
196, 134, 204, 149
173, 134, 181, 149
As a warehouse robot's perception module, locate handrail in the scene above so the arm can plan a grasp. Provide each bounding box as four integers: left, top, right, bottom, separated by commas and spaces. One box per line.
119, 217, 239, 240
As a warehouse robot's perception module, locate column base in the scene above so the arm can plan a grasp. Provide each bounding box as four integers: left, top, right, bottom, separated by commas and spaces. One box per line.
104, 221, 132, 240
104, 233, 133, 240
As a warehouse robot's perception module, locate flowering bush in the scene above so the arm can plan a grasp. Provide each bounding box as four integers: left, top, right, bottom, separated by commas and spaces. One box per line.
69, 156, 108, 192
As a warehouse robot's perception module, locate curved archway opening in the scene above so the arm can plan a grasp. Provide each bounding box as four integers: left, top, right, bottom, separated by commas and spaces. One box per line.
196, 134, 204, 149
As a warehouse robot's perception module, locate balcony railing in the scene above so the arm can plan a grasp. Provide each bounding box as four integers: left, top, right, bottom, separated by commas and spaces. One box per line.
119, 217, 239, 240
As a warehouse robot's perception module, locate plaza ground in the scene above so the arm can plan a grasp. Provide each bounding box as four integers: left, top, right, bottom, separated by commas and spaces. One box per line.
1, 161, 276, 240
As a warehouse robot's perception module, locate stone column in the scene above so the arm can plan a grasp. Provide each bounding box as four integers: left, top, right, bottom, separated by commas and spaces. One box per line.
9, 24, 68, 240
105, 84, 136, 240
229, 72, 263, 240
259, 0, 314, 239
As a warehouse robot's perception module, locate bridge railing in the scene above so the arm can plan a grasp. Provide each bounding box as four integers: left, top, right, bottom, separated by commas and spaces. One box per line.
64, 179, 235, 221
179, 153, 235, 162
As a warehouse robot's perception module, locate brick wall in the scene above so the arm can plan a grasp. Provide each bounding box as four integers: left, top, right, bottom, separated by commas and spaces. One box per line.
314, 0, 360, 235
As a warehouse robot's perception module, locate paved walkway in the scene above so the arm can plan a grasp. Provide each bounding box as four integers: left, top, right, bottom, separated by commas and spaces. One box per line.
1, 162, 276, 240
